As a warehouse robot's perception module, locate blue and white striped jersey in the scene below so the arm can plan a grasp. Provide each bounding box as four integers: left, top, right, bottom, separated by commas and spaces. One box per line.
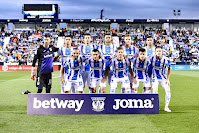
131, 57, 150, 80
122, 46, 139, 60
98, 44, 117, 69
57, 47, 73, 73
151, 55, 171, 80
108, 58, 130, 78
63, 56, 87, 80
85, 57, 105, 79
78, 44, 97, 71
145, 47, 156, 58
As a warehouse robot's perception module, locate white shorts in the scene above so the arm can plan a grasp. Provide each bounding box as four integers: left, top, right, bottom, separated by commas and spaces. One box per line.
133, 78, 151, 88
152, 78, 170, 89
89, 78, 106, 88
64, 78, 84, 92
110, 76, 130, 90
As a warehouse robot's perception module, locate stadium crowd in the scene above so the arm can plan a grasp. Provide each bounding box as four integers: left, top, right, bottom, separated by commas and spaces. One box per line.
1, 27, 199, 63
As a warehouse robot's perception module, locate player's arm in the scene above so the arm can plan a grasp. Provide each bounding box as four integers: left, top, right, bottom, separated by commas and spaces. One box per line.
31, 49, 40, 80
101, 66, 110, 83
128, 59, 137, 84
166, 67, 171, 86
60, 65, 65, 84
53, 48, 61, 62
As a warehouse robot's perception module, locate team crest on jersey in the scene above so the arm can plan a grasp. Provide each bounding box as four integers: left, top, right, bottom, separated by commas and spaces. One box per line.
91, 97, 106, 112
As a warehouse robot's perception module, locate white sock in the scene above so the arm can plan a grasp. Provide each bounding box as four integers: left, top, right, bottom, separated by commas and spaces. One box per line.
121, 88, 125, 93
110, 89, 115, 93
153, 88, 158, 94
89, 89, 92, 93
165, 89, 171, 108
132, 90, 138, 93
125, 89, 131, 93
144, 90, 151, 94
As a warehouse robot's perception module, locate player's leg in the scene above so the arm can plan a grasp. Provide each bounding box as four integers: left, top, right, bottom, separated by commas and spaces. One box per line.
110, 77, 118, 93
108, 70, 113, 89
121, 76, 131, 93
143, 78, 151, 93
60, 71, 64, 93
132, 79, 140, 93
75, 78, 84, 93
161, 80, 171, 112
45, 73, 52, 93
36, 74, 43, 93
64, 80, 72, 93
90, 78, 97, 93
99, 79, 106, 93
152, 78, 159, 94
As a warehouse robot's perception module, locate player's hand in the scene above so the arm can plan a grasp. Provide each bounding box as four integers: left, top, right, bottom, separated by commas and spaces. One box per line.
61, 77, 65, 84
101, 78, 107, 83
31, 71, 35, 80
132, 78, 137, 84
166, 79, 170, 86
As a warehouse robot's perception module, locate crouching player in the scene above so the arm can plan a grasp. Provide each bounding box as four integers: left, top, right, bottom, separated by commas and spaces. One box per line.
102, 47, 134, 93
151, 46, 171, 112
61, 48, 87, 93
131, 48, 151, 93
85, 49, 106, 93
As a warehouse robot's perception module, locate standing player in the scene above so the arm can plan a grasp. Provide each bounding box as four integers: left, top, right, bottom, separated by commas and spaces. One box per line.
151, 46, 171, 112
143, 36, 156, 93
78, 33, 97, 92
61, 48, 87, 93
85, 49, 106, 93
122, 34, 139, 93
54, 35, 75, 93
98, 33, 117, 89
31, 35, 58, 93
131, 48, 151, 93
102, 47, 134, 93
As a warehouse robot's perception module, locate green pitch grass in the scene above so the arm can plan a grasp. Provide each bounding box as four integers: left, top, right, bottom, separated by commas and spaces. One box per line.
0, 71, 198, 133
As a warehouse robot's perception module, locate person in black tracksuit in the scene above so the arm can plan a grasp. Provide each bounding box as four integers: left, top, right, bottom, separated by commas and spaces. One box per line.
31, 35, 58, 93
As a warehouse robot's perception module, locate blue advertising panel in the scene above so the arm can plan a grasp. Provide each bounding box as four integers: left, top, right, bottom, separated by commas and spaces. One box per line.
27, 94, 159, 115
171, 65, 199, 70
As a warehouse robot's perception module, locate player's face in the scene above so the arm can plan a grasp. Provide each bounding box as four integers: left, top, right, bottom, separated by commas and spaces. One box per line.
65, 37, 72, 48
146, 38, 153, 47
72, 49, 80, 60
105, 35, 112, 44
156, 48, 163, 57
117, 49, 124, 58
139, 52, 146, 61
92, 51, 100, 61
124, 37, 131, 45
84, 35, 91, 45
44, 37, 51, 47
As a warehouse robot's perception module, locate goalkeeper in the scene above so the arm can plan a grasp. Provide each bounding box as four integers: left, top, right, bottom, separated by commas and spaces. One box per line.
31, 35, 58, 93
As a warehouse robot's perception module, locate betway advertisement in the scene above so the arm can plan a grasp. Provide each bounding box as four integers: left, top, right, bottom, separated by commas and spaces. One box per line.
0, 65, 59, 71
27, 94, 159, 115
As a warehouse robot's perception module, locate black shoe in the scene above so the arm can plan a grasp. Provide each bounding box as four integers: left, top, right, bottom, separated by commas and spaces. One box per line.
22, 90, 31, 94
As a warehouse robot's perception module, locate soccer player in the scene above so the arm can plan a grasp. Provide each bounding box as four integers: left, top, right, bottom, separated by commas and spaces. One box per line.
61, 48, 86, 93
151, 46, 171, 112
78, 33, 97, 92
85, 49, 106, 93
122, 34, 139, 93
102, 47, 134, 93
131, 48, 151, 93
31, 35, 58, 93
143, 36, 156, 93
98, 33, 117, 89
54, 35, 75, 93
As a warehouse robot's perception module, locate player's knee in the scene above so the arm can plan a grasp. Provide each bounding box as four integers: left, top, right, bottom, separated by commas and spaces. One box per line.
64, 91, 69, 93
152, 87, 158, 93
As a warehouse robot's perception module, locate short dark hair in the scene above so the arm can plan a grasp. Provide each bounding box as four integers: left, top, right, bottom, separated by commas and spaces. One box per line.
92, 49, 99, 52
105, 33, 112, 36
84, 33, 91, 36
117, 47, 123, 51
146, 36, 152, 39
139, 48, 146, 52
44, 34, 50, 38
65, 35, 71, 38
156, 46, 162, 49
